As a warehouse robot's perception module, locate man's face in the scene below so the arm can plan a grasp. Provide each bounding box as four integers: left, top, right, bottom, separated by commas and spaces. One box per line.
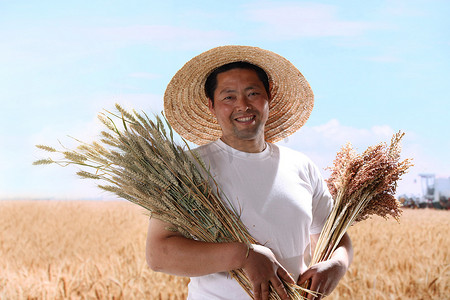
208, 68, 270, 147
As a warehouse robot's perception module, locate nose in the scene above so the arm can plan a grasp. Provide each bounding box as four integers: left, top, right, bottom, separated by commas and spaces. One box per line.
235, 95, 251, 112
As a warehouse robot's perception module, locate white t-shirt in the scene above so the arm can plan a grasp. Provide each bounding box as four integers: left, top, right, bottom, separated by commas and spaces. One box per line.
188, 139, 333, 300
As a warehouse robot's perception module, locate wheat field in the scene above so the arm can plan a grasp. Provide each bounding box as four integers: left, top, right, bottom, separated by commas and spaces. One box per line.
0, 200, 448, 300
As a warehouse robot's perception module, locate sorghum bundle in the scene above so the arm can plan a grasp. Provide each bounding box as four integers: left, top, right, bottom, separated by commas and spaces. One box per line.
34, 104, 313, 299
311, 132, 413, 265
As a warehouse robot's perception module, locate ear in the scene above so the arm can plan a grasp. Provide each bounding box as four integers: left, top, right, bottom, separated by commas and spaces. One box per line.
208, 98, 216, 117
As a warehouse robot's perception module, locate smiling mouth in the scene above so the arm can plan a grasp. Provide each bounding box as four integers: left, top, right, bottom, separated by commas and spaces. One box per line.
235, 115, 255, 123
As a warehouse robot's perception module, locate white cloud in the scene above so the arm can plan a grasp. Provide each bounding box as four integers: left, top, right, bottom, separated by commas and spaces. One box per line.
246, 2, 386, 39
280, 119, 395, 167
0, 93, 166, 200
27, 93, 164, 146
277, 119, 445, 197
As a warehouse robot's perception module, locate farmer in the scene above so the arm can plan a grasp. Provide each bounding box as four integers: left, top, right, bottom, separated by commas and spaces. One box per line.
146, 45, 353, 300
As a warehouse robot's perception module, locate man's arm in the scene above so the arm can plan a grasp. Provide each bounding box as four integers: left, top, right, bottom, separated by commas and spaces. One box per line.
146, 217, 295, 300
298, 232, 353, 300
146, 216, 246, 276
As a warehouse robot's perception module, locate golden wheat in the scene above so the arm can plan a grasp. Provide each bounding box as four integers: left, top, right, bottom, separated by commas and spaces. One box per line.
0, 201, 448, 299
0, 200, 188, 299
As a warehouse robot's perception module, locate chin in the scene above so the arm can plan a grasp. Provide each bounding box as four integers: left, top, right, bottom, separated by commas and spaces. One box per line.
234, 130, 264, 141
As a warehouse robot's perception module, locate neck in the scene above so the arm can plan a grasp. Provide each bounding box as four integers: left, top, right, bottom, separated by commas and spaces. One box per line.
219, 136, 267, 153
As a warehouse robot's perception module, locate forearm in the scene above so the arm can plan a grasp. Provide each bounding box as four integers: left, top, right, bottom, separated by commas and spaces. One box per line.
146, 218, 248, 276
147, 217, 296, 300
310, 232, 353, 269
329, 232, 353, 270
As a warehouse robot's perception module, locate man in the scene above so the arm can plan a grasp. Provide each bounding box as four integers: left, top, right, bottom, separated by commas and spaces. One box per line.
146, 46, 353, 300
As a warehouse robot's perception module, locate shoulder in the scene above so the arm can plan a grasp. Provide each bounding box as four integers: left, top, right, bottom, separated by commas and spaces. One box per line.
272, 143, 314, 165
192, 141, 221, 159
272, 143, 323, 178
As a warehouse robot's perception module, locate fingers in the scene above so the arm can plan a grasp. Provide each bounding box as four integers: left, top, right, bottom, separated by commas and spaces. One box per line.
253, 283, 269, 300
270, 276, 290, 300
252, 275, 290, 300
299, 268, 320, 299
253, 284, 261, 300
307, 277, 326, 300
298, 267, 313, 285
261, 283, 270, 300
244, 245, 293, 300
299, 268, 320, 300
277, 265, 295, 285
307, 280, 319, 299
253, 281, 288, 300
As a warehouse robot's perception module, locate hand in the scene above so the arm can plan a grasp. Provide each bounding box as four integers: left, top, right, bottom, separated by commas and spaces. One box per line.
297, 260, 347, 299
242, 244, 295, 300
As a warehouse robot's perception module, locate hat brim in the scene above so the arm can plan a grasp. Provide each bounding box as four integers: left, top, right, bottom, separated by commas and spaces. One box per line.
164, 45, 314, 145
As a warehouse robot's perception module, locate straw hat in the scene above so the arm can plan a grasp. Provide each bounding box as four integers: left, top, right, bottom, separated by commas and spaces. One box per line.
164, 45, 314, 145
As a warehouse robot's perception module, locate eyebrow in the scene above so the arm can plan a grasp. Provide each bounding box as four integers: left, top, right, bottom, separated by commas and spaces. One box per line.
217, 85, 260, 95
218, 88, 236, 95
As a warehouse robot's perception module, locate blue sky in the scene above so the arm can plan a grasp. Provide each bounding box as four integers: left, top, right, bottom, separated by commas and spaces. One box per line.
0, 0, 448, 199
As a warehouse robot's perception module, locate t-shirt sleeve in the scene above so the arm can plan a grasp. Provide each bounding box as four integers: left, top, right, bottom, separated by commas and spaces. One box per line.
309, 162, 333, 234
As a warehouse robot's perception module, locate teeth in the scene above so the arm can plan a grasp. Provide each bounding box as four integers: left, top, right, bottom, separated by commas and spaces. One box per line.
236, 116, 253, 122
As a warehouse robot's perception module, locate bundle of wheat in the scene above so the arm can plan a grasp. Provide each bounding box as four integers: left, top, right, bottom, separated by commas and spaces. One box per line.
297, 132, 412, 298
298, 132, 412, 299
34, 104, 314, 299
311, 132, 412, 264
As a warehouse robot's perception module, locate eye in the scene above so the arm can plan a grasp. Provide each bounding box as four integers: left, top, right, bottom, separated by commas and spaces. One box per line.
222, 95, 234, 101
248, 92, 259, 97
